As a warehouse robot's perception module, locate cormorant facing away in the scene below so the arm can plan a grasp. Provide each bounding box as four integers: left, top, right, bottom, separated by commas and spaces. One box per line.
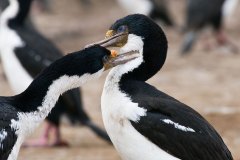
0, 0, 110, 147
91, 14, 233, 160
181, 0, 238, 54
0, 45, 138, 160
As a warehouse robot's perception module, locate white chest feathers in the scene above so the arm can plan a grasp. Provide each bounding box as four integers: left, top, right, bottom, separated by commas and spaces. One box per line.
0, 0, 33, 94
0, 20, 32, 94
101, 80, 179, 160
117, 0, 153, 16
0, 48, 33, 94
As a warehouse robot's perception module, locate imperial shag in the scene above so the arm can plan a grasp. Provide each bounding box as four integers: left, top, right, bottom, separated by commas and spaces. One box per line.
0, 45, 138, 160
0, 0, 109, 147
91, 14, 233, 160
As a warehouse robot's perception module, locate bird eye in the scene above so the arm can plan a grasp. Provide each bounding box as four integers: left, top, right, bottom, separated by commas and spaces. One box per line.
117, 25, 127, 33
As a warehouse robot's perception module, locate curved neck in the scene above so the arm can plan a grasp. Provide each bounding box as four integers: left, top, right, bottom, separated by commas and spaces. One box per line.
12, 51, 103, 114
105, 33, 167, 91
121, 35, 167, 83
105, 55, 143, 89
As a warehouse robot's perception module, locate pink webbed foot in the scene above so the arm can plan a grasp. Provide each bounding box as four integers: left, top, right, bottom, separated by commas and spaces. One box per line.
22, 137, 49, 147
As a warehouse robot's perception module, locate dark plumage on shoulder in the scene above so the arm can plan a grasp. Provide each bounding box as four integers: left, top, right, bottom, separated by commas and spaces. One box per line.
97, 14, 233, 160
0, 0, 111, 149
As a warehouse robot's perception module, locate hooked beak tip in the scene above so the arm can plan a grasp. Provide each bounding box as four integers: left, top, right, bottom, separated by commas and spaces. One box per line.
85, 30, 128, 49
103, 50, 140, 70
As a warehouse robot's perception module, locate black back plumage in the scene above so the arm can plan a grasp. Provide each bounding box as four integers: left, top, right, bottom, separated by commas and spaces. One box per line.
0, 97, 18, 159
0, 45, 111, 159
13, 25, 62, 77
1, 0, 110, 141
110, 14, 167, 81
0, 0, 9, 11
120, 80, 232, 160
110, 14, 232, 159
8, 4, 89, 126
12, 46, 110, 113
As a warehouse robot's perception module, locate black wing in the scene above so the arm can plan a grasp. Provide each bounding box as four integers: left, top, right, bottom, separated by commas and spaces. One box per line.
13, 24, 63, 77
0, 99, 18, 159
120, 80, 233, 160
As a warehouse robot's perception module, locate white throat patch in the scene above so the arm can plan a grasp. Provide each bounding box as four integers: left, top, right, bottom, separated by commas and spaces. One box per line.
106, 34, 144, 84
101, 34, 179, 160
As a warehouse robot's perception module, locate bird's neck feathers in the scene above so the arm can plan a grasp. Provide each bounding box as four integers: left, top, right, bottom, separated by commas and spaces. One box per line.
123, 27, 167, 82
106, 35, 143, 82
0, 0, 31, 27
13, 52, 103, 114
106, 32, 167, 89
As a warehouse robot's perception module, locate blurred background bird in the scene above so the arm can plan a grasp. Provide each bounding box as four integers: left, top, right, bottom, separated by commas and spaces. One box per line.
181, 0, 239, 55
117, 0, 175, 27
0, 0, 240, 159
0, 0, 110, 147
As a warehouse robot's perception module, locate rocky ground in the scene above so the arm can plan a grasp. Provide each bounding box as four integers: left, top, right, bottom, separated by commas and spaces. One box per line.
0, 0, 240, 159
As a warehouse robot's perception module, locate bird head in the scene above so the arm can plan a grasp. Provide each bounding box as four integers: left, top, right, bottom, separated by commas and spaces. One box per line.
88, 14, 168, 81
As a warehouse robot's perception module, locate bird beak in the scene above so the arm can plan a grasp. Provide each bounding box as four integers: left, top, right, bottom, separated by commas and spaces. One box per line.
85, 30, 128, 48
86, 29, 138, 70
103, 50, 139, 70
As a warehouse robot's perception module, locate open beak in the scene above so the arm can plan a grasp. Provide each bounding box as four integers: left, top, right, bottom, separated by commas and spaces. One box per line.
87, 29, 139, 70
85, 30, 128, 48
103, 50, 139, 70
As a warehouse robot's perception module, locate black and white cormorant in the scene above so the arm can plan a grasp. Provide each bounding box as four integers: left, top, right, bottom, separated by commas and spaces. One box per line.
0, 0, 110, 147
91, 14, 233, 159
181, 0, 238, 54
117, 0, 174, 26
0, 45, 138, 160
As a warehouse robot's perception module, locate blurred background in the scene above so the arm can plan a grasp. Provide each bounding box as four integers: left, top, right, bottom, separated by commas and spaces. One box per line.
0, 0, 240, 159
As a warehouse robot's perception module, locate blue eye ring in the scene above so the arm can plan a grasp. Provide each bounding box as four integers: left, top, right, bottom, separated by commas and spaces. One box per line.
117, 25, 127, 33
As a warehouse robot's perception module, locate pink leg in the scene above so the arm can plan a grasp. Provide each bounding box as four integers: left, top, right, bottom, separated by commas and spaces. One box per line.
216, 29, 228, 45
50, 125, 69, 147
23, 122, 52, 147
23, 122, 69, 147
215, 29, 239, 53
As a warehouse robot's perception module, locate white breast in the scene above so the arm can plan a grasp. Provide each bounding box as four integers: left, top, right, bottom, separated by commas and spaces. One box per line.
222, 0, 239, 17
117, 0, 153, 16
101, 73, 179, 160
0, 0, 33, 94
0, 27, 33, 95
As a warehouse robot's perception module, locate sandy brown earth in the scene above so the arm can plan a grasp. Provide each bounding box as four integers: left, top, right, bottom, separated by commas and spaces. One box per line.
0, 0, 240, 159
